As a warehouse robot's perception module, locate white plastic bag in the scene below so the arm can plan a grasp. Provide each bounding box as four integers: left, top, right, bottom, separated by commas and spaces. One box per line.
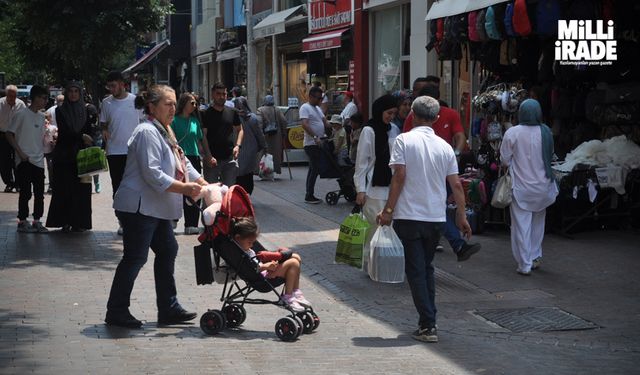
369, 226, 405, 283
259, 153, 274, 180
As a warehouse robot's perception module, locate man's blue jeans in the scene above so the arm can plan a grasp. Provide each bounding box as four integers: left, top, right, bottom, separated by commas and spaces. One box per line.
393, 219, 444, 329
107, 211, 180, 315
304, 145, 322, 197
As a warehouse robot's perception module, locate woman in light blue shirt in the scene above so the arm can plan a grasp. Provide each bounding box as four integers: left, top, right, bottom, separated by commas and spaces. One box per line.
105, 85, 207, 328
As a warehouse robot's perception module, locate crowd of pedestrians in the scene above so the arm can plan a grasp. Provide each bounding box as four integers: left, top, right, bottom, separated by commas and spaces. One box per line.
1, 73, 556, 342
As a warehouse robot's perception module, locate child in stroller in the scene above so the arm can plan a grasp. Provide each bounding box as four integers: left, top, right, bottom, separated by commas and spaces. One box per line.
230, 216, 312, 312
195, 184, 319, 341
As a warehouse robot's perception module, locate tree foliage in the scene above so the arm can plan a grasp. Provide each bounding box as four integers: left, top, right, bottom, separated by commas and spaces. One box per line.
6, 0, 173, 89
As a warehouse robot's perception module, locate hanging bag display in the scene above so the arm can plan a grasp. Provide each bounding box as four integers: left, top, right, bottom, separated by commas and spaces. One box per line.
76, 146, 109, 177
335, 209, 370, 268
369, 225, 405, 283
491, 169, 512, 208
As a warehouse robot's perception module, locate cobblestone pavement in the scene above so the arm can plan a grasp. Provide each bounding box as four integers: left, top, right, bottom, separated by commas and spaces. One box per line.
0, 167, 639, 374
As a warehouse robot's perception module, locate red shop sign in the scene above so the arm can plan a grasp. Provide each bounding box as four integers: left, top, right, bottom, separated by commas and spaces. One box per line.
308, 0, 354, 33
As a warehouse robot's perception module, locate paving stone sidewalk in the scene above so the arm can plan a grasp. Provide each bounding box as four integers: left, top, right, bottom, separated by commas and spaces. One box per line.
0, 168, 638, 374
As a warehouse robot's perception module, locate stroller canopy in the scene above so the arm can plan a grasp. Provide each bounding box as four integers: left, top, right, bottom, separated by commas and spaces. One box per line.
216, 185, 255, 237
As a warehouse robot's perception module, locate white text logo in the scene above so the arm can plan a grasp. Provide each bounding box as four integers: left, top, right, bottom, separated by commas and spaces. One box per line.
555, 20, 617, 66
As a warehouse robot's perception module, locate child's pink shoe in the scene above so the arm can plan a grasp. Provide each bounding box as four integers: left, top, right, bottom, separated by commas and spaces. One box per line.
293, 289, 312, 307
282, 294, 305, 312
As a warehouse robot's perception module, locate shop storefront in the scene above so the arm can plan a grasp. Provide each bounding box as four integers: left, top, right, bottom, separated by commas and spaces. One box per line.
302, 0, 354, 115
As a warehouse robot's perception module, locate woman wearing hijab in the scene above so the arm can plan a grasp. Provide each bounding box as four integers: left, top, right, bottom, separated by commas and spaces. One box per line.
500, 99, 558, 276
46, 82, 94, 232
391, 90, 411, 130
105, 85, 206, 328
256, 95, 287, 175
234, 97, 266, 194
354, 94, 400, 277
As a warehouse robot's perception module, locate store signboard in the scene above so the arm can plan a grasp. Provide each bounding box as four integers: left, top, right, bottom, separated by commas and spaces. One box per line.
308, 0, 354, 34
349, 60, 355, 92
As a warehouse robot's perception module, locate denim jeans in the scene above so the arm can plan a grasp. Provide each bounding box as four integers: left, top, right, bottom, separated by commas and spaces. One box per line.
393, 219, 444, 329
107, 211, 180, 315
303, 145, 322, 197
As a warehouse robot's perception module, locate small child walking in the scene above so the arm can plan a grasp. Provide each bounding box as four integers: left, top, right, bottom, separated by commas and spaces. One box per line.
230, 216, 311, 312
6, 85, 50, 233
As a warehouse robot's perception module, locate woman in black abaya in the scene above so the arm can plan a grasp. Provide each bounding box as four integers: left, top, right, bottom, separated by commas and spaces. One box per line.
46, 82, 94, 232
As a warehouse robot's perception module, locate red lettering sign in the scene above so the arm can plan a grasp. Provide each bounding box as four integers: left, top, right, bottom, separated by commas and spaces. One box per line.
308, 0, 354, 33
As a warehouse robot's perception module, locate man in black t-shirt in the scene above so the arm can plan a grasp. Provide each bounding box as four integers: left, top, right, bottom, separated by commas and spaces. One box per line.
202, 82, 243, 186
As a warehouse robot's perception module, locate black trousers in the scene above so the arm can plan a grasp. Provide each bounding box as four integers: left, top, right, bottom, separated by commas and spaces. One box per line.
15, 161, 45, 221
183, 155, 202, 227
0, 132, 15, 188
107, 155, 127, 198
236, 174, 254, 195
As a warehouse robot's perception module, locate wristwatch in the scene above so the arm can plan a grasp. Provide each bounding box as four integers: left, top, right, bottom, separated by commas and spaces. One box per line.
384, 207, 394, 214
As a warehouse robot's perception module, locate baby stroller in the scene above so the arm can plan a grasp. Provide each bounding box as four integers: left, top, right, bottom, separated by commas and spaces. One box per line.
193, 185, 319, 341
317, 139, 357, 205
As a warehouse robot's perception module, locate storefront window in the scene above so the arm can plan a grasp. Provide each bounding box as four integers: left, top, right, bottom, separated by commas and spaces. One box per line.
372, 7, 401, 99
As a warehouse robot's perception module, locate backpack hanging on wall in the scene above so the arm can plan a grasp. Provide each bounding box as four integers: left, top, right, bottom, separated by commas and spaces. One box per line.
476, 9, 489, 42
504, 3, 516, 37
485, 6, 503, 40
426, 19, 440, 52
468, 12, 480, 42
513, 0, 532, 36
439, 16, 463, 61
536, 0, 561, 37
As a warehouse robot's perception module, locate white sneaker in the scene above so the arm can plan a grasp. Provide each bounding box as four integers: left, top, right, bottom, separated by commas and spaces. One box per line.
282, 294, 305, 312
184, 226, 201, 235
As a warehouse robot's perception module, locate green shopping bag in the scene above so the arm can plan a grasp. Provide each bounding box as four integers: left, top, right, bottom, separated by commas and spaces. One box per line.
77, 146, 109, 177
335, 212, 370, 268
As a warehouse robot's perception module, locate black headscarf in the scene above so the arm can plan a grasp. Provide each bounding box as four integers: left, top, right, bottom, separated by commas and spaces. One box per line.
367, 94, 397, 187
58, 81, 87, 133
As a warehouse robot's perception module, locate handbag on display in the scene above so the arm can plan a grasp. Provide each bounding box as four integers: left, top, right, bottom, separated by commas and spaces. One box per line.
491, 170, 512, 208
368, 225, 405, 283
335, 210, 370, 268
76, 146, 109, 177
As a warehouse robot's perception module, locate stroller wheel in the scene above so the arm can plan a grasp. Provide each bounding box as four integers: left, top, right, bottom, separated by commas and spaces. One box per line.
275, 317, 299, 342
344, 190, 356, 202
292, 315, 304, 337
200, 310, 226, 335
310, 311, 320, 330
296, 311, 315, 334
222, 304, 246, 328
325, 192, 339, 205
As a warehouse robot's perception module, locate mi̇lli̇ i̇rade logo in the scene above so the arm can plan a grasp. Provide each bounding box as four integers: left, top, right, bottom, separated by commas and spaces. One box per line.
555, 20, 617, 66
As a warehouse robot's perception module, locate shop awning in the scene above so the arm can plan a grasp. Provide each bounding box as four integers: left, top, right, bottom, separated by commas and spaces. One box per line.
216, 46, 243, 62
122, 40, 170, 74
253, 5, 306, 39
302, 28, 349, 53
424, 0, 510, 21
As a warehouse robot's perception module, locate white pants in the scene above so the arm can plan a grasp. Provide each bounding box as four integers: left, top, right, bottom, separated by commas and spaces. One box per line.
509, 199, 546, 273
362, 196, 385, 276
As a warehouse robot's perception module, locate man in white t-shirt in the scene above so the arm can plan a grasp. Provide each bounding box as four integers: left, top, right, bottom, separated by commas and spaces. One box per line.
299, 86, 330, 203
339, 91, 357, 127
99, 71, 141, 234
0, 85, 27, 192
6, 85, 50, 233
377, 95, 471, 344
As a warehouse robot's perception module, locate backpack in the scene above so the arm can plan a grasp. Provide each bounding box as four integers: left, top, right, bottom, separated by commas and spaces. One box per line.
536, 0, 561, 37
426, 19, 440, 52
476, 9, 489, 41
439, 16, 462, 61
451, 13, 468, 43
468, 11, 480, 41
512, 0, 531, 36
504, 3, 516, 37
485, 6, 503, 40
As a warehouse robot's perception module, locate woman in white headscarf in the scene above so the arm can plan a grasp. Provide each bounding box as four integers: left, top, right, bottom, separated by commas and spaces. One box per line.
256, 95, 288, 175
46, 81, 94, 232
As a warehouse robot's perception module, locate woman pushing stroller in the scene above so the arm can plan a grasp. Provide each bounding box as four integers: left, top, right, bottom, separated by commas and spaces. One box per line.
230, 216, 312, 312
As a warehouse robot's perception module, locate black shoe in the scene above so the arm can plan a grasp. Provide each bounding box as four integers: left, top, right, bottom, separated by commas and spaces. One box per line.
305, 195, 321, 204
105, 311, 143, 328
157, 306, 197, 325
4, 185, 13, 193
456, 242, 481, 262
